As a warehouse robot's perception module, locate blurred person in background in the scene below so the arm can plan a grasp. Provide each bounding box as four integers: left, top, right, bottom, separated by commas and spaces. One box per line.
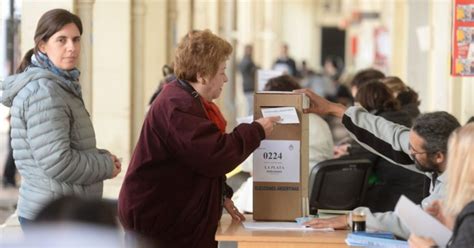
238, 44, 258, 115
2, 115, 17, 188
323, 55, 351, 106
330, 68, 386, 146
118, 30, 279, 248
2, 196, 126, 248
349, 68, 385, 98
273, 43, 298, 77
381, 76, 421, 122
148, 63, 176, 106
0, 9, 121, 229
350, 81, 426, 212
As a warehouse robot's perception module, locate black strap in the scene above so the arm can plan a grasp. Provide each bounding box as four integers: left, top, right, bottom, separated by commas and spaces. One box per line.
431, 172, 438, 189
177, 79, 199, 98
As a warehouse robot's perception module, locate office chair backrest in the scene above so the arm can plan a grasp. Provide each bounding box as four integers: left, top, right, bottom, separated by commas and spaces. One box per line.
308, 157, 373, 214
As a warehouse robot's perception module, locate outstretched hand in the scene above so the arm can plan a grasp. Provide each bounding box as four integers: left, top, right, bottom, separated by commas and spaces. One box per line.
303, 215, 349, 230
293, 88, 347, 118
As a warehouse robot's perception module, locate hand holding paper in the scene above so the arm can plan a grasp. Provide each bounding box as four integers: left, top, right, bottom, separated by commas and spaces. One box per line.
255, 116, 281, 138
395, 195, 452, 247
261, 107, 299, 124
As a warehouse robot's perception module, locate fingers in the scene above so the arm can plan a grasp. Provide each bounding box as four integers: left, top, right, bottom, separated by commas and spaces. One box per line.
303, 216, 347, 229
230, 208, 245, 222
268, 116, 281, 122
303, 219, 332, 229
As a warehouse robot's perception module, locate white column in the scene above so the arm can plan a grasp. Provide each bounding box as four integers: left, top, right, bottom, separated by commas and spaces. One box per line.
76, 0, 94, 112
130, 0, 168, 145
91, 0, 131, 163
131, 0, 146, 147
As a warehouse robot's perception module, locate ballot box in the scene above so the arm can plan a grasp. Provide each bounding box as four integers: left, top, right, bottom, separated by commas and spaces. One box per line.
253, 92, 310, 221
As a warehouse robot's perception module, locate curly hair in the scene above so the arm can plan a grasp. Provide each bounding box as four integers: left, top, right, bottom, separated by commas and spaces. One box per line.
174, 30, 233, 82
412, 112, 461, 154
355, 80, 400, 112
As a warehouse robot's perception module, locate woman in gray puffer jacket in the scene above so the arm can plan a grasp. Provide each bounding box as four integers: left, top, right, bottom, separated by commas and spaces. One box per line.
0, 9, 121, 228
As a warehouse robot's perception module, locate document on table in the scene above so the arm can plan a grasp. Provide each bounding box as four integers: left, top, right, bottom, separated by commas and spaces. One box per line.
261, 107, 299, 124
242, 221, 334, 232
394, 195, 452, 247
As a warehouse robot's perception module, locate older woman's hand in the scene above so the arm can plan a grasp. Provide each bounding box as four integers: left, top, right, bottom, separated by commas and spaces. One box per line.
408, 234, 436, 248
224, 197, 245, 222
255, 116, 281, 138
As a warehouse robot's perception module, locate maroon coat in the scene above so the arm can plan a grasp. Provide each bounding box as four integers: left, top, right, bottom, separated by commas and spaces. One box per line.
118, 80, 265, 248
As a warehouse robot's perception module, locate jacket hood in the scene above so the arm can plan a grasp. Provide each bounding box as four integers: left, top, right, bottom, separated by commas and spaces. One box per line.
1, 67, 81, 107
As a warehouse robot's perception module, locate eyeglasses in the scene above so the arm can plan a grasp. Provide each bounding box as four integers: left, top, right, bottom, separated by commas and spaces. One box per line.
408, 143, 430, 156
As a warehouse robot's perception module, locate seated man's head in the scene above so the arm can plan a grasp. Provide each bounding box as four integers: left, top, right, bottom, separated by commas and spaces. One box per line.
409, 112, 461, 173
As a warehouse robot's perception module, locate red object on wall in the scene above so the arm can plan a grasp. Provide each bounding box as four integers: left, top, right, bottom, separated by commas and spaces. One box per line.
452, 0, 474, 76
351, 36, 358, 57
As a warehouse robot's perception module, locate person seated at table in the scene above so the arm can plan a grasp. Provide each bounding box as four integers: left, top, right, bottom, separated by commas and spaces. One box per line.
118, 29, 280, 248
409, 123, 474, 247
296, 88, 460, 239
351, 81, 426, 212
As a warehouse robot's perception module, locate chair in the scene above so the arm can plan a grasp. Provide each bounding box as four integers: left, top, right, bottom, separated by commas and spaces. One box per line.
308, 157, 373, 215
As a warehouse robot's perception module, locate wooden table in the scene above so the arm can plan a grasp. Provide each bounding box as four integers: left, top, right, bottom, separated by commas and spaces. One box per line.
215, 214, 349, 248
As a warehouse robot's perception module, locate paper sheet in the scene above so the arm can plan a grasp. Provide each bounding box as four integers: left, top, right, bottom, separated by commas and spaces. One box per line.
394, 195, 452, 246
261, 107, 299, 124
242, 221, 334, 232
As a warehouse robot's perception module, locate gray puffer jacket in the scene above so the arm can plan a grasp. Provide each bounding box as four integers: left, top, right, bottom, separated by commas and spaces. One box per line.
0, 67, 114, 219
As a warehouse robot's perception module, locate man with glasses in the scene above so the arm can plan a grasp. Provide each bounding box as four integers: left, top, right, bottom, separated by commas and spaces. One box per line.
295, 88, 460, 239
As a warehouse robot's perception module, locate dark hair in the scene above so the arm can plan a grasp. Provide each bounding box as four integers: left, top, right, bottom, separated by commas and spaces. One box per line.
264, 75, 301, 91
468, 116, 474, 125
412, 112, 461, 154
350, 68, 385, 90
397, 87, 420, 106
17, 9, 83, 73
34, 196, 117, 228
355, 80, 400, 112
